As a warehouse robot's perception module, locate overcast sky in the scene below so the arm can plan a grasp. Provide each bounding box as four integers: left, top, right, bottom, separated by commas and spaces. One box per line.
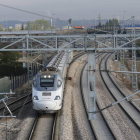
0, 0, 140, 22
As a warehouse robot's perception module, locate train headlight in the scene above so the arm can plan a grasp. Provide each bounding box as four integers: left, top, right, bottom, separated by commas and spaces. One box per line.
33, 96, 39, 100
54, 96, 61, 100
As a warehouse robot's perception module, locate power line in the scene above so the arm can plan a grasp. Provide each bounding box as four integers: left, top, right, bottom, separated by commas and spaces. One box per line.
0, 4, 68, 24
0, 4, 86, 28
0, 4, 52, 19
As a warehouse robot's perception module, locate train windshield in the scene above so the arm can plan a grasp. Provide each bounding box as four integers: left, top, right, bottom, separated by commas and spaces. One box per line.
40, 76, 54, 87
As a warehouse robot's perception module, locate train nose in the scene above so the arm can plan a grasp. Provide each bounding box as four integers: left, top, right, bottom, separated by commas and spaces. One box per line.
37, 101, 57, 110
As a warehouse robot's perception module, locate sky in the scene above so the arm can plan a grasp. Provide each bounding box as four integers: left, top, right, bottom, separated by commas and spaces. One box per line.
0, 0, 140, 22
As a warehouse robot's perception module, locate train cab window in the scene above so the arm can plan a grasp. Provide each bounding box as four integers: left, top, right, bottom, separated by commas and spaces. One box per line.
40, 75, 54, 87
57, 80, 62, 88
33, 80, 37, 87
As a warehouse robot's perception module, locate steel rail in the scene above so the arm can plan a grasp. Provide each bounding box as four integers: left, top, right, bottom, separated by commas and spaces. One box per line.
28, 114, 39, 140
106, 54, 140, 112
80, 53, 116, 139
51, 113, 58, 140
0, 51, 86, 116
99, 53, 140, 131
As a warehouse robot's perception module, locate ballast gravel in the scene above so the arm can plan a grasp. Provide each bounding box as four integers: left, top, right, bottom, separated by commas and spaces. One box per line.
58, 56, 93, 140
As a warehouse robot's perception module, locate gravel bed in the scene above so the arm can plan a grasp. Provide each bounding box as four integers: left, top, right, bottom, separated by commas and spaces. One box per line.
32, 114, 55, 140
96, 55, 140, 140
0, 85, 32, 109
58, 56, 94, 140
0, 103, 36, 140
82, 64, 115, 140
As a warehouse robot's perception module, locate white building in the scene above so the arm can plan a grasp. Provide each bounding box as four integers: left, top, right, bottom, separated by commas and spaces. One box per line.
15, 24, 22, 30
62, 26, 73, 30
9, 26, 13, 29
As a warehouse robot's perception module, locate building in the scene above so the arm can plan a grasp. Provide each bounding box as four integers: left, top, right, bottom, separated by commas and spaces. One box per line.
62, 26, 73, 30
15, 24, 22, 30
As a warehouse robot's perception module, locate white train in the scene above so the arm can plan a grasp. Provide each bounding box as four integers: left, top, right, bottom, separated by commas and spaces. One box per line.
32, 51, 73, 113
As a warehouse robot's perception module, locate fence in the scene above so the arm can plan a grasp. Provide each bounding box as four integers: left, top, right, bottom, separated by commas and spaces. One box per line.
10, 61, 44, 90
0, 55, 54, 93
10, 74, 28, 91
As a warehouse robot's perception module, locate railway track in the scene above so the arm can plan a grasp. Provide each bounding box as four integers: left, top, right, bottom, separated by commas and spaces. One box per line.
80, 53, 116, 140
0, 92, 32, 116
27, 51, 88, 140
106, 54, 140, 112
28, 113, 57, 140
0, 51, 88, 140
0, 51, 86, 116
99, 53, 140, 138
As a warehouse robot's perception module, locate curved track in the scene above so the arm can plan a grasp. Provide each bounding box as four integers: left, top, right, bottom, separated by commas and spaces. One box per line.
0, 51, 86, 116
27, 51, 89, 140
80, 53, 116, 140
99, 53, 140, 138
28, 113, 56, 140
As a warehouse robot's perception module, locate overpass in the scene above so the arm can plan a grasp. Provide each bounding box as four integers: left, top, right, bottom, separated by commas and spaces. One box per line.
0, 30, 56, 35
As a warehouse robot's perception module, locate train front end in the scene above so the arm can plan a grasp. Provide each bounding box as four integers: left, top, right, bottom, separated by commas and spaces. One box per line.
32, 72, 63, 113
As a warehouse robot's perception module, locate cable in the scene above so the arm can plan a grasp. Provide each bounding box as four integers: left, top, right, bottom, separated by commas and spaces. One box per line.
0, 4, 52, 19
0, 3, 88, 29
0, 4, 68, 24
90, 104, 113, 114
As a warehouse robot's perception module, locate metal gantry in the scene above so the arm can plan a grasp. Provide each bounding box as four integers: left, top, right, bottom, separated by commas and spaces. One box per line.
0, 28, 140, 119
131, 16, 138, 90
120, 50, 124, 71
87, 51, 96, 119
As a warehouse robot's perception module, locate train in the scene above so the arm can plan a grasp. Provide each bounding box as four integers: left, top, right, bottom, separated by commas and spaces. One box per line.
87, 25, 127, 34
74, 26, 84, 29
32, 51, 73, 113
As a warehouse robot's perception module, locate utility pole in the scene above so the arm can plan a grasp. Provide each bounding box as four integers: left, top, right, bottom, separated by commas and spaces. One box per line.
113, 18, 118, 61
131, 16, 138, 90
98, 14, 101, 27
87, 50, 96, 119
120, 12, 125, 71
68, 18, 72, 35
94, 19, 96, 29
120, 49, 124, 71
22, 41, 26, 68
51, 17, 53, 34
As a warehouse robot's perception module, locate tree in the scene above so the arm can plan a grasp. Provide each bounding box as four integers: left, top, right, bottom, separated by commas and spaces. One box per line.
21, 23, 24, 30
0, 52, 20, 64
25, 19, 50, 30
105, 19, 119, 26
136, 40, 140, 57
0, 25, 3, 31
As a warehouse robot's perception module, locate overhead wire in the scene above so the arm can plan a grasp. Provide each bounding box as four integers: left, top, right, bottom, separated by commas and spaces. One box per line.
0, 4, 85, 28
0, 4, 68, 24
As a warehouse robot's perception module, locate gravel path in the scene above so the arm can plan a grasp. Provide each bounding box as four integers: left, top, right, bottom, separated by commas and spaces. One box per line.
58, 55, 95, 140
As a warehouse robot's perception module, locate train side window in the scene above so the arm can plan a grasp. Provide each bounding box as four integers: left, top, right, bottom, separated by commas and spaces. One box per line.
33, 80, 37, 87
57, 80, 62, 88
